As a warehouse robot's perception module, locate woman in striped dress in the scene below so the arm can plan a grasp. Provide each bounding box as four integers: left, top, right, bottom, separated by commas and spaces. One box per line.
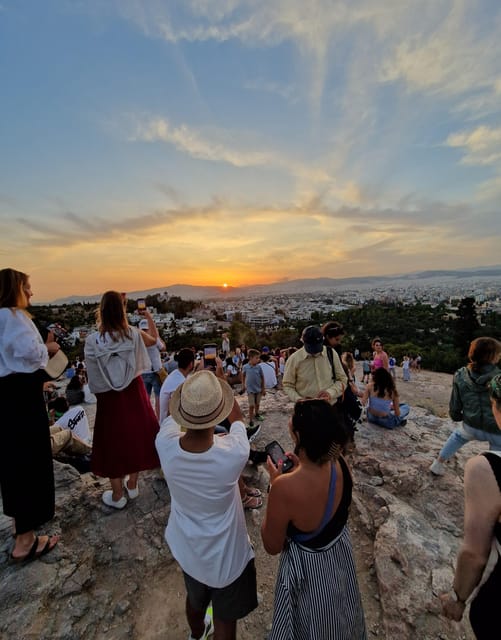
261, 400, 366, 640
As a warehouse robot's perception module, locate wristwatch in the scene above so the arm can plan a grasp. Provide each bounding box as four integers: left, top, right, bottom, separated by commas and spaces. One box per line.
449, 589, 466, 605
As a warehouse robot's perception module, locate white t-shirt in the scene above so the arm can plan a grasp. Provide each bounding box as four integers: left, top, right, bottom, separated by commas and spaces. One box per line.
259, 361, 278, 389
55, 405, 91, 444
158, 368, 186, 423
155, 417, 254, 588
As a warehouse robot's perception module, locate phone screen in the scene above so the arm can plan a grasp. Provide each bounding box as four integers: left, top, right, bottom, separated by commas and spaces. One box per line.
267, 442, 286, 466
137, 298, 146, 311
266, 441, 294, 472
203, 344, 217, 369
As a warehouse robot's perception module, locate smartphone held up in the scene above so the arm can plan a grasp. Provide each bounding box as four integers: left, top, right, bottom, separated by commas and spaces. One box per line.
265, 440, 294, 473
203, 343, 217, 370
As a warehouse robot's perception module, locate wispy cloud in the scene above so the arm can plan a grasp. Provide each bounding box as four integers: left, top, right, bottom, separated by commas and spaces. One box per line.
126, 113, 334, 185
445, 124, 501, 199
113, 1, 501, 120
446, 126, 501, 166
6, 189, 491, 256
379, 1, 501, 110
130, 115, 281, 168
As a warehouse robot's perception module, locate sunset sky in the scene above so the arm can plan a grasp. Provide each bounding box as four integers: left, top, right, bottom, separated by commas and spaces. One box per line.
1, 1, 501, 301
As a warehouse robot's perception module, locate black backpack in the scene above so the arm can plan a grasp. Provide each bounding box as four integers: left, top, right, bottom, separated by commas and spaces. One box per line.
326, 347, 363, 438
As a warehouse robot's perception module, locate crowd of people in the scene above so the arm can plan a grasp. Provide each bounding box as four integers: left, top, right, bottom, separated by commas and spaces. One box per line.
1, 267, 501, 639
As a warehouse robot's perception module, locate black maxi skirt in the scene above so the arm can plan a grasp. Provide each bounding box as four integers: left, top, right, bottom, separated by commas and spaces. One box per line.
0, 370, 55, 534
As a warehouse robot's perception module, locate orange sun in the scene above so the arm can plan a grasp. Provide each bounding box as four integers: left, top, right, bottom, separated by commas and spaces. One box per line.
223, 283, 228, 288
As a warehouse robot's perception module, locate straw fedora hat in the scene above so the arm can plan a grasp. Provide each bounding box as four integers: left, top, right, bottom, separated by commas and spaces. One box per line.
170, 370, 234, 430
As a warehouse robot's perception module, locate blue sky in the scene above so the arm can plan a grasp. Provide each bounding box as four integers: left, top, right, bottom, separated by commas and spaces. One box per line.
1, 0, 500, 300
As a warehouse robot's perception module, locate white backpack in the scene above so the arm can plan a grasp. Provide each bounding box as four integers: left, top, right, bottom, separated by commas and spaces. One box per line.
84, 328, 151, 393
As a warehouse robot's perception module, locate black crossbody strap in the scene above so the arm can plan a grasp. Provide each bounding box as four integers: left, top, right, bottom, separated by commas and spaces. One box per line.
326, 346, 336, 382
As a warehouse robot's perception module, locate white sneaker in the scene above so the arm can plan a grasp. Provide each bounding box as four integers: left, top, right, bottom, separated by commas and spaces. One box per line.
123, 475, 139, 499
102, 490, 127, 509
429, 459, 446, 476
188, 605, 214, 640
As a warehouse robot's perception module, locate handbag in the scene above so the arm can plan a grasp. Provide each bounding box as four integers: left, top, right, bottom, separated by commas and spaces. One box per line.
157, 366, 168, 384
44, 349, 69, 379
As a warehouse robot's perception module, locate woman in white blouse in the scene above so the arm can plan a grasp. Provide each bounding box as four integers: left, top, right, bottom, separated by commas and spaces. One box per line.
0, 268, 60, 562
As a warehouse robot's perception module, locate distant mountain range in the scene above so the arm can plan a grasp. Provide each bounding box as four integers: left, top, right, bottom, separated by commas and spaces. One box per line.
46, 265, 501, 305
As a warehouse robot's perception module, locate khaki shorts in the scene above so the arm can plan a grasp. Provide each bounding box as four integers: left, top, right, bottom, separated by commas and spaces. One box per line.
183, 559, 258, 622
247, 392, 262, 408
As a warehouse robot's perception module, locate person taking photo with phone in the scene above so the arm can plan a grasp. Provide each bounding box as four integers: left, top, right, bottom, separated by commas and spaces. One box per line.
261, 399, 367, 639
84, 291, 160, 509
156, 371, 258, 640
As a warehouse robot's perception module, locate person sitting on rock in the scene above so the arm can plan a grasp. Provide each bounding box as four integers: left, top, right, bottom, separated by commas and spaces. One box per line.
224, 356, 242, 387
48, 397, 92, 472
50, 396, 91, 445
362, 367, 409, 429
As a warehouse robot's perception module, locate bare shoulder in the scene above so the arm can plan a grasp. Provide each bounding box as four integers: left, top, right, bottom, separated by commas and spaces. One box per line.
465, 454, 501, 499
272, 470, 299, 495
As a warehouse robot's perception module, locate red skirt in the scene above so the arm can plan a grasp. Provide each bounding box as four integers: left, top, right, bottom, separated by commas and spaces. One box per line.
91, 376, 160, 478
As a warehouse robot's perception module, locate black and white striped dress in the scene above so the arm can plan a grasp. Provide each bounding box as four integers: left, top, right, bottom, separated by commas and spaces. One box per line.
269, 458, 367, 640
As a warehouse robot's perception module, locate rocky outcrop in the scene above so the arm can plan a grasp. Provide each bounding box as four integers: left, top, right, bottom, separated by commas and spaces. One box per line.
351, 405, 478, 639
0, 370, 483, 639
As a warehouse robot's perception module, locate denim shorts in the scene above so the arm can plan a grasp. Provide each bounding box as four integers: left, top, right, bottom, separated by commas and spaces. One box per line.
141, 371, 162, 397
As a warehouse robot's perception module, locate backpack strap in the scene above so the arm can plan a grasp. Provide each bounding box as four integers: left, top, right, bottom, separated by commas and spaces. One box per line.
326, 346, 336, 382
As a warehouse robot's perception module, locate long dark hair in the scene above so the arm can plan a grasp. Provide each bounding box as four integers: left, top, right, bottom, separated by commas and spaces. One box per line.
372, 368, 396, 397
291, 400, 347, 465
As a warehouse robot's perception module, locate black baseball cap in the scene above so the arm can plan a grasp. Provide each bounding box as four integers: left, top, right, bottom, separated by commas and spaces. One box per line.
301, 326, 324, 354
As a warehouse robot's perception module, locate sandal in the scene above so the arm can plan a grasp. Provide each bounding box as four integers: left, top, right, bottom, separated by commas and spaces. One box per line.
242, 494, 263, 510
10, 535, 59, 564
245, 486, 262, 498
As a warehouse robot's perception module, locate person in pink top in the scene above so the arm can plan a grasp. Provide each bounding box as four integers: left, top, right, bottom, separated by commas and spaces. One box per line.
371, 337, 389, 371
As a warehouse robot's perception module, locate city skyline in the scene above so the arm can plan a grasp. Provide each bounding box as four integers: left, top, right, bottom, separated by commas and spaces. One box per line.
1, 1, 501, 301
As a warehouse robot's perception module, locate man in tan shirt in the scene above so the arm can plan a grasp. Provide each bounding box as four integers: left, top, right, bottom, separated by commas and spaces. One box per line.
283, 325, 347, 404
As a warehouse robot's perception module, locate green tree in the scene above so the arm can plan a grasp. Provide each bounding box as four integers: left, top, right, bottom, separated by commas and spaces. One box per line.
453, 297, 480, 355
